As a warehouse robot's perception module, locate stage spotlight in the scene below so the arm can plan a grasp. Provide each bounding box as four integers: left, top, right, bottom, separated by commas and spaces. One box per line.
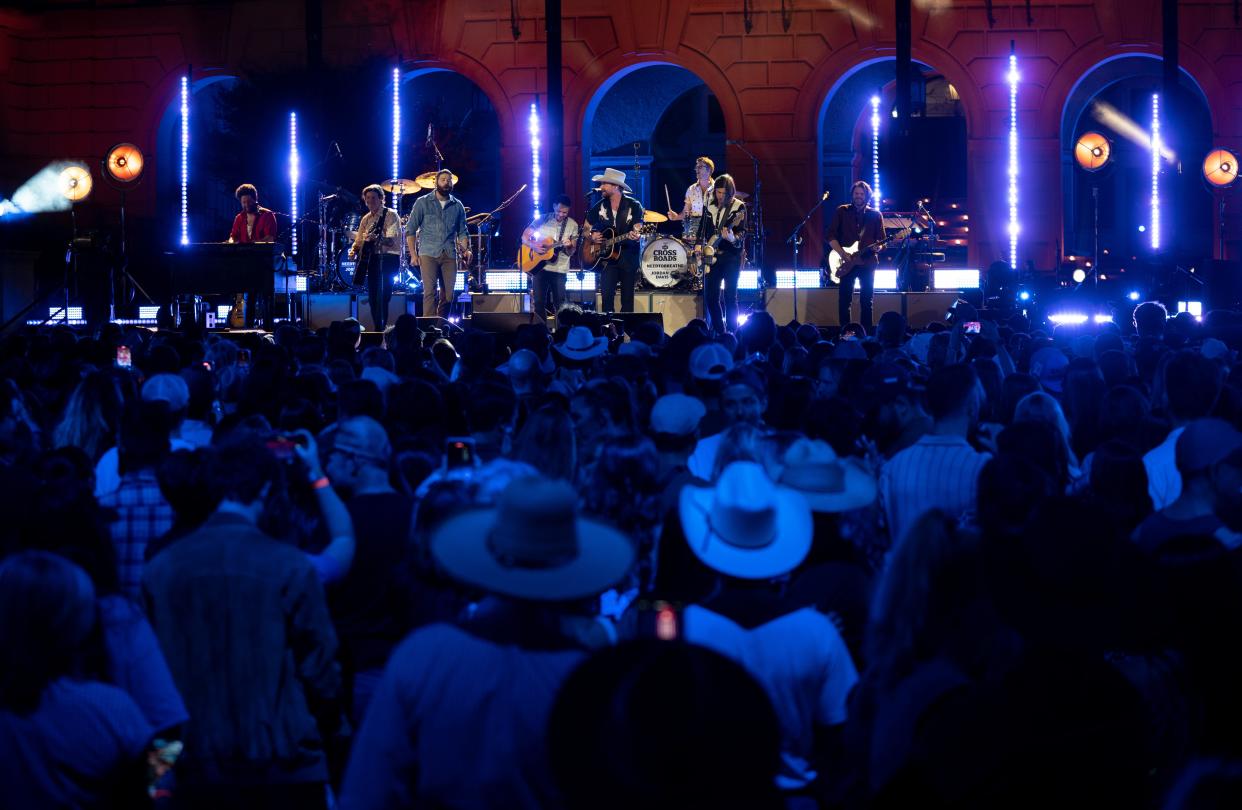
1177, 301, 1203, 321
1072, 268, 1086, 284
1017, 288, 1032, 303
103, 143, 144, 186
1048, 312, 1089, 326
1093, 314, 1114, 324
1127, 290, 1141, 302
60, 164, 93, 202
1074, 132, 1111, 171
1204, 148, 1239, 189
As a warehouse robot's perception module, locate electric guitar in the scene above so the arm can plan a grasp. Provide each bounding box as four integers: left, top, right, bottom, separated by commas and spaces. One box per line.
580, 224, 656, 269
825, 228, 910, 284
695, 205, 746, 274
519, 232, 578, 274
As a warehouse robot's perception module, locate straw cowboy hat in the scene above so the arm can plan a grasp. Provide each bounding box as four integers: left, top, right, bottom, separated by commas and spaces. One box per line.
591, 167, 632, 193
776, 438, 877, 513
679, 461, 813, 580
431, 477, 635, 601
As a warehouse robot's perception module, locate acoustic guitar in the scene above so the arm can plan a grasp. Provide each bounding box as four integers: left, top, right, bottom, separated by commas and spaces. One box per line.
519, 232, 578, 274
580, 224, 656, 269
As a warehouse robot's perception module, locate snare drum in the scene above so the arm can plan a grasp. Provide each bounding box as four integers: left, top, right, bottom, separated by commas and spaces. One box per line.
343, 213, 361, 241
640, 237, 691, 288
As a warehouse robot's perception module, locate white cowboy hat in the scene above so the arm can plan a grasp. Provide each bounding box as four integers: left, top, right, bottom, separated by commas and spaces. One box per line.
553, 325, 609, 360
776, 438, 877, 513
431, 476, 635, 601
679, 461, 813, 580
591, 167, 632, 193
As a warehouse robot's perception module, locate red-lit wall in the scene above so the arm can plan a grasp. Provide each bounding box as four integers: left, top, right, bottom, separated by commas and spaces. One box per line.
2, 0, 1240, 269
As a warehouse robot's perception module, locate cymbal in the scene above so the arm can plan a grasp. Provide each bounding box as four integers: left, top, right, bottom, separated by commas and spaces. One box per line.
416, 170, 460, 190
466, 213, 490, 225
643, 210, 669, 223
734, 190, 750, 201
381, 178, 418, 193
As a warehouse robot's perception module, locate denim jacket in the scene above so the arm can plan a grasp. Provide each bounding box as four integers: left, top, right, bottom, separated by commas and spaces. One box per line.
407, 192, 468, 258
143, 512, 340, 785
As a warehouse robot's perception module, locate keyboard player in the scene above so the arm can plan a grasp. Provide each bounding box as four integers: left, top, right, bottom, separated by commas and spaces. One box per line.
228, 183, 278, 244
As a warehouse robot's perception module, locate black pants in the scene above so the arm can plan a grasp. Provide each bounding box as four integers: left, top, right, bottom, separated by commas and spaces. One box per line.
531, 270, 567, 317
601, 262, 637, 313
366, 254, 397, 330
703, 251, 742, 333
837, 263, 875, 330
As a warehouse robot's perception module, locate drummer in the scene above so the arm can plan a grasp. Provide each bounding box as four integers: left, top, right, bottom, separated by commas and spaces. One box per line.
666, 157, 715, 242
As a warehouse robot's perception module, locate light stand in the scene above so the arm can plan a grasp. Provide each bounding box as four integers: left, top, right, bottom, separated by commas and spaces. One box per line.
1072, 131, 1112, 291
102, 143, 154, 320
1203, 148, 1238, 260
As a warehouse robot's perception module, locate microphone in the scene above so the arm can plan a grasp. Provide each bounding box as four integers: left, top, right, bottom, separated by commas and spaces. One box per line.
725, 139, 745, 145
332, 142, 342, 159
821, 190, 830, 200
426, 124, 433, 146
322, 194, 338, 201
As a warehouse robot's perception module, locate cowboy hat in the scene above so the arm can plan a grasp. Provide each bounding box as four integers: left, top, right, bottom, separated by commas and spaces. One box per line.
431, 476, 635, 601
776, 438, 877, 513
679, 461, 813, 580
591, 167, 632, 193
554, 325, 609, 360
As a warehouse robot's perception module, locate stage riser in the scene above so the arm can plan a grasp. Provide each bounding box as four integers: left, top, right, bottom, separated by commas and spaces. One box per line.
763, 290, 961, 328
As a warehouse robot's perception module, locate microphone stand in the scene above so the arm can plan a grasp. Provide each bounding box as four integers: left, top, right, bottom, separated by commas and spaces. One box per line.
730, 140, 765, 309
786, 192, 830, 272
467, 183, 529, 293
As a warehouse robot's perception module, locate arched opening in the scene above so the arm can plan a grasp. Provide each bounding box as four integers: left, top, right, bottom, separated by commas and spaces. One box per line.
818, 59, 969, 263
582, 63, 726, 213
1061, 55, 1213, 274
155, 74, 240, 248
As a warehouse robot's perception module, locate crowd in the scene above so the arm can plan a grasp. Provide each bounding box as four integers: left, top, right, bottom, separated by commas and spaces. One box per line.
4, 298, 1242, 808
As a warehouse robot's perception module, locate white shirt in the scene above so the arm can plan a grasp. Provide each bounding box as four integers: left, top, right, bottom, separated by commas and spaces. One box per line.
685, 180, 712, 218
685, 605, 859, 789
879, 434, 990, 545
1143, 425, 1186, 510
352, 208, 401, 256
528, 214, 580, 274
688, 431, 726, 480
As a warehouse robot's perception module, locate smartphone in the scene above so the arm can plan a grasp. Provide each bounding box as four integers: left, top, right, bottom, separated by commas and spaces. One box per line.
237, 348, 251, 367
201, 360, 212, 372
841, 328, 858, 339
264, 432, 306, 461
445, 437, 476, 470
963, 321, 982, 334
115, 345, 132, 368
633, 599, 683, 641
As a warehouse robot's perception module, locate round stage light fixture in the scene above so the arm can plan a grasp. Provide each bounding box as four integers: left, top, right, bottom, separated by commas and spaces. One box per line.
1204, 148, 1239, 189
1074, 132, 1111, 172
104, 143, 145, 186
59, 164, 93, 202
1072, 268, 1087, 284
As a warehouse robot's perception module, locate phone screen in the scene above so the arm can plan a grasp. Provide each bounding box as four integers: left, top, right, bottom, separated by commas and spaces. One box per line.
265, 433, 306, 461
115, 345, 132, 368
963, 321, 982, 334
445, 438, 475, 470
633, 599, 683, 641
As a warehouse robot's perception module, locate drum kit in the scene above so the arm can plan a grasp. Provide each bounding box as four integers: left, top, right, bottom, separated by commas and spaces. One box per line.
635, 209, 701, 291
314, 171, 490, 292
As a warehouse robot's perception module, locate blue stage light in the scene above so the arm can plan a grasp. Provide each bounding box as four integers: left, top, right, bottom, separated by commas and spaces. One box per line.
1151, 93, 1160, 250
289, 112, 299, 258
1007, 47, 1020, 271
529, 102, 541, 220
870, 95, 881, 207
180, 75, 189, 245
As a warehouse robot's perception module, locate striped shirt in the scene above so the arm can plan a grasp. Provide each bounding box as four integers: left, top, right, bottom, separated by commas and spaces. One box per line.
879, 434, 990, 545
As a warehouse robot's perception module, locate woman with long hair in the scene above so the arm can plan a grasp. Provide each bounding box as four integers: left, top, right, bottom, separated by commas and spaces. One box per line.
52, 371, 126, 462
511, 404, 577, 483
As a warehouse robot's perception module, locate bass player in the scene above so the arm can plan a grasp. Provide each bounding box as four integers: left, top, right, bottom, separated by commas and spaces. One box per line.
827, 180, 885, 330
694, 174, 746, 334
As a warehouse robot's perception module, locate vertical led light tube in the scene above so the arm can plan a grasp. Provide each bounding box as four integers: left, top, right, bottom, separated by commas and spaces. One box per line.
289, 112, 299, 257
870, 95, 881, 208
392, 68, 401, 206
530, 102, 541, 218
180, 75, 189, 245
1151, 93, 1160, 250
1007, 47, 1019, 270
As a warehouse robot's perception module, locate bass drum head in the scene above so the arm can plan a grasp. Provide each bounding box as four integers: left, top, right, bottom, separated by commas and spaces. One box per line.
641, 237, 689, 288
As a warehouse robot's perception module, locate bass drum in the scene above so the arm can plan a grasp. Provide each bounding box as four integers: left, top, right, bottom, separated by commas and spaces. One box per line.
640, 237, 690, 288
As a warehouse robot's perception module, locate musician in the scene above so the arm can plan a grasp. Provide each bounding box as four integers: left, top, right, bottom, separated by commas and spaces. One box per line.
828, 180, 885, 330
666, 156, 714, 241
585, 168, 644, 314
350, 184, 401, 330
522, 194, 579, 318
228, 184, 277, 243
695, 174, 746, 333
406, 169, 471, 319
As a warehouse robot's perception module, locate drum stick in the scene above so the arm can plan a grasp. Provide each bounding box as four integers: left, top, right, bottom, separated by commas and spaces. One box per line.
664, 185, 672, 213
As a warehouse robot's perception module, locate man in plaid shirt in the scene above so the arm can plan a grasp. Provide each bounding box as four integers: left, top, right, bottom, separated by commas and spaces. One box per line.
100, 400, 175, 600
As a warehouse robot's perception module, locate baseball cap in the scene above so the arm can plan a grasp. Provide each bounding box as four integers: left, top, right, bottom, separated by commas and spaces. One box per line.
859, 363, 922, 408
142, 373, 190, 413
650, 394, 707, 437
690, 342, 734, 381
1029, 346, 1069, 393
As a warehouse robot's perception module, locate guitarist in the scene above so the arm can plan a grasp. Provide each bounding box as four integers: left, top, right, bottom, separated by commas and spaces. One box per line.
521, 194, 579, 317
695, 174, 746, 334
350, 184, 402, 330
584, 168, 645, 314
827, 180, 885, 331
